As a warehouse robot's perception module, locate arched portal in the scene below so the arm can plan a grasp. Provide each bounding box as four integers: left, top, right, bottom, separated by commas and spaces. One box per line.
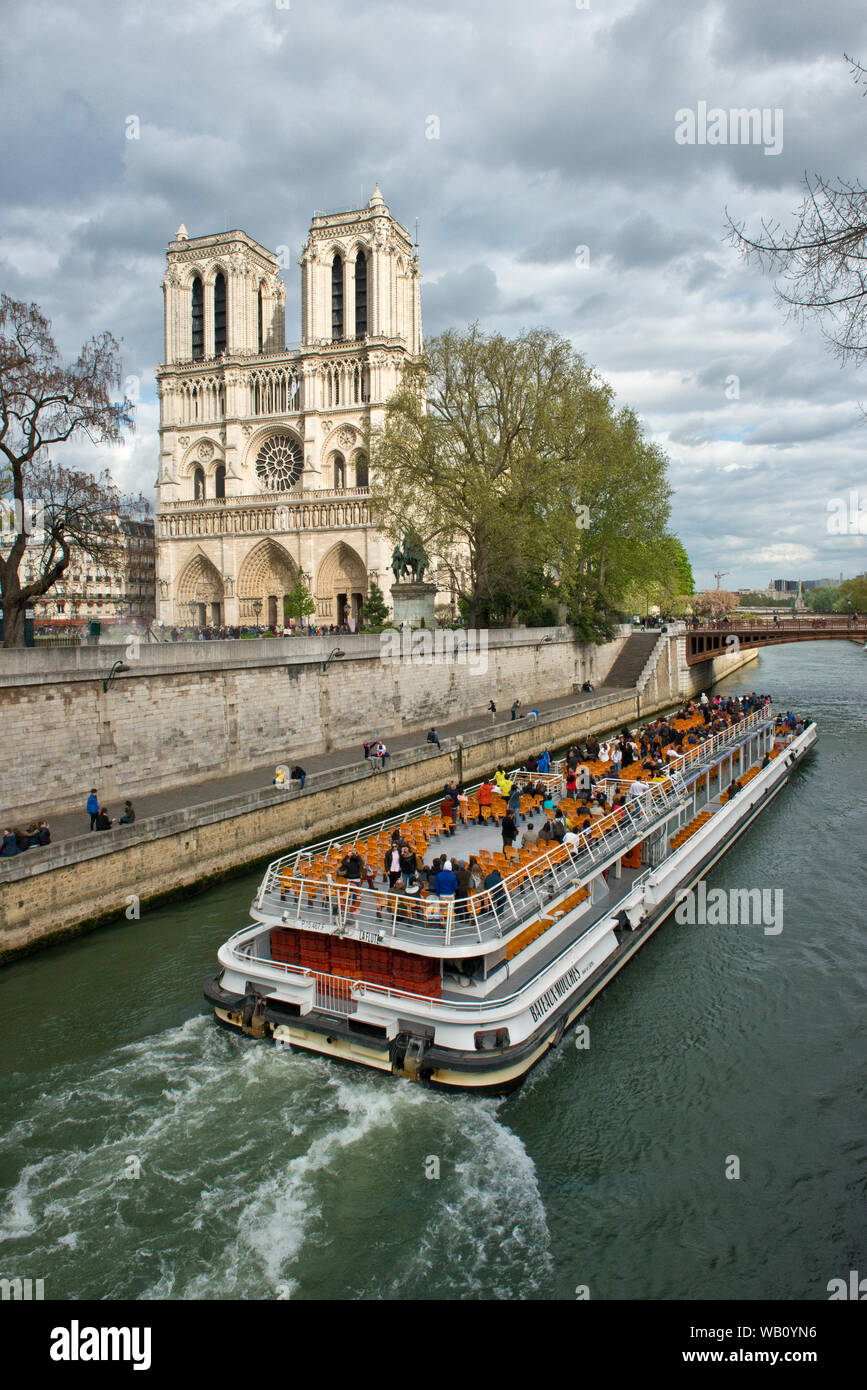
316, 542, 367, 627
176, 553, 224, 626
237, 539, 298, 625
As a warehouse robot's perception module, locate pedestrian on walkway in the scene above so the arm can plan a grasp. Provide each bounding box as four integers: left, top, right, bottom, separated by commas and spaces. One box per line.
427, 728, 440, 748
510, 699, 521, 721
87, 788, 99, 832
488, 700, 497, 722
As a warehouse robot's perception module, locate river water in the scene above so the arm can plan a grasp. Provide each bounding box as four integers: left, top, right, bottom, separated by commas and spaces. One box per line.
1, 642, 864, 1301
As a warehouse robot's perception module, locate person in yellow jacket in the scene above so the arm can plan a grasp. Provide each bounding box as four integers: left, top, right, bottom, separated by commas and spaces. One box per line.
494, 768, 513, 797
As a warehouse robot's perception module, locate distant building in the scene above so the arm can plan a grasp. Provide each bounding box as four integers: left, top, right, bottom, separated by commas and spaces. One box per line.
8, 515, 156, 623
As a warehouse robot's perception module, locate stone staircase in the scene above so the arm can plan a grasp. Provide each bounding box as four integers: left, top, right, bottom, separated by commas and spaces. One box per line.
600, 632, 662, 690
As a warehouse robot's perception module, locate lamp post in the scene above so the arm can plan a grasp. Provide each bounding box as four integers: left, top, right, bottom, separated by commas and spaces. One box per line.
252, 598, 263, 633
322, 647, 345, 673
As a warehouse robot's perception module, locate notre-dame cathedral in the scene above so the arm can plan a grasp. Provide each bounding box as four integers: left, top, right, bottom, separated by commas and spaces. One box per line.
154, 186, 426, 628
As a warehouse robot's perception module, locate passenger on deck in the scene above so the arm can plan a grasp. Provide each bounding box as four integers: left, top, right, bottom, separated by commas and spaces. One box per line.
494, 768, 513, 797
434, 860, 459, 899
537, 748, 551, 773
440, 794, 457, 835
501, 812, 518, 848
476, 780, 494, 820
483, 866, 506, 914
521, 821, 540, 847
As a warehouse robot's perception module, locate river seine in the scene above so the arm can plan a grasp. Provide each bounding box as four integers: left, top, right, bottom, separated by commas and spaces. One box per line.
1, 641, 863, 1300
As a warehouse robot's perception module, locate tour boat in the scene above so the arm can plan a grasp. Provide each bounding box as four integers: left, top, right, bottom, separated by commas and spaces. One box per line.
205, 705, 816, 1094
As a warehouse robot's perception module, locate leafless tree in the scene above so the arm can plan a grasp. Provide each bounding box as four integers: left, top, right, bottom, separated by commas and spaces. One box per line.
726, 56, 867, 364
0, 295, 133, 646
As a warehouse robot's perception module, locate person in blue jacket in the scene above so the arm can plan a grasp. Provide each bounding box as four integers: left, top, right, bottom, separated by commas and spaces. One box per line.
86, 789, 99, 831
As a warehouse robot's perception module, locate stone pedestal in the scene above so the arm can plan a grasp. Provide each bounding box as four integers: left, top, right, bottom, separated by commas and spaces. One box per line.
390, 582, 437, 628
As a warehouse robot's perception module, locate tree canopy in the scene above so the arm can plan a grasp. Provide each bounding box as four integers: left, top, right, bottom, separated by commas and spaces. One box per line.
369, 325, 679, 634
0, 295, 133, 646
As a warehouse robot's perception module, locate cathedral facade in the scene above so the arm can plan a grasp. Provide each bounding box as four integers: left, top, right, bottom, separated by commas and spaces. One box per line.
154, 187, 423, 628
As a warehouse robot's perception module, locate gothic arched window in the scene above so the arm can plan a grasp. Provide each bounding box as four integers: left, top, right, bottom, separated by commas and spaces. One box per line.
355, 251, 367, 338
193, 467, 205, 500
331, 255, 344, 340
355, 454, 369, 488
214, 273, 227, 355
215, 465, 226, 499
191, 278, 204, 360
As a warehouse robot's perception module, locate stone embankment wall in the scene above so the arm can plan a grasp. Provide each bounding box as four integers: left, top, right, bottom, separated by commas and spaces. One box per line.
0, 627, 625, 824
0, 637, 762, 960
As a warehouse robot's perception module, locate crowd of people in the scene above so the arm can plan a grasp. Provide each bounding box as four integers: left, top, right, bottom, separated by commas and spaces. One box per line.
1, 822, 51, 856
161, 622, 361, 642
322, 690, 775, 915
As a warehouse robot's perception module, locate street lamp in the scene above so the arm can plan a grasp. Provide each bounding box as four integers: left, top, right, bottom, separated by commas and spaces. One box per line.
535, 634, 553, 650
322, 647, 344, 672
252, 598, 263, 632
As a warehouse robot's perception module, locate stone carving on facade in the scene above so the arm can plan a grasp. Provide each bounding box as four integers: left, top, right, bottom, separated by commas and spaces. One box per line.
159, 579, 169, 598
197, 440, 215, 462
178, 436, 190, 449
223, 575, 234, 597
337, 426, 356, 450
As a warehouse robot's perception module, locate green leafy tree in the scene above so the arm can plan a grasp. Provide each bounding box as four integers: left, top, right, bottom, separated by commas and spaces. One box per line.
370, 325, 674, 633
840, 573, 867, 609
283, 570, 315, 629
362, 580, 389, 629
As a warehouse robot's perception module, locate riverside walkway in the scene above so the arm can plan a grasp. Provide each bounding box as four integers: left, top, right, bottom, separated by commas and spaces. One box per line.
41, 685, 616, 847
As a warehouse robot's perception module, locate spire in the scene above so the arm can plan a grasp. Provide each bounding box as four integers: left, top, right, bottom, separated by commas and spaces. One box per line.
176, 222, 189, 242
369, 183, 386, 208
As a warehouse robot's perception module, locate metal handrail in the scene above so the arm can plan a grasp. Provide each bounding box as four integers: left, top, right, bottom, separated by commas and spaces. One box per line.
229, 865, 658, 1018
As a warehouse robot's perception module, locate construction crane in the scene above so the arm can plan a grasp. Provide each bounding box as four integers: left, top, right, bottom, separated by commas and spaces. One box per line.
714, 570, 730, 590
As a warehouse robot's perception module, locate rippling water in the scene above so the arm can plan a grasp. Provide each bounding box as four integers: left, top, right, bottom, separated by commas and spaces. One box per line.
1, 642, 864, 1300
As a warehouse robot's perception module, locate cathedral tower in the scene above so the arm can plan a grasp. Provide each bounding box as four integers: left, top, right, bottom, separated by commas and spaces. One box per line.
154, 190, 429, 631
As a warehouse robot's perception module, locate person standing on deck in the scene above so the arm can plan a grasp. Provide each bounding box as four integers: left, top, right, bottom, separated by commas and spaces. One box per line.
501, 811, 518, 849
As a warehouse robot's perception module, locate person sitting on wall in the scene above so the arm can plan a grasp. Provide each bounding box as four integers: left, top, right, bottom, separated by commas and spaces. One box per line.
273, 767, 286, 786
290, 765, 306, 790
95, 807, 113, 831
119, 801, 136, 824
0, 829, 21, 857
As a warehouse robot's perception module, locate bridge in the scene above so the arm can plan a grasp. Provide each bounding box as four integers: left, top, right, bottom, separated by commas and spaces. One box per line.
685, 616, 867, 665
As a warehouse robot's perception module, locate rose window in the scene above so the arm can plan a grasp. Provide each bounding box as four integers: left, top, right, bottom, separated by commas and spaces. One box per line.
255, 435, 302, 490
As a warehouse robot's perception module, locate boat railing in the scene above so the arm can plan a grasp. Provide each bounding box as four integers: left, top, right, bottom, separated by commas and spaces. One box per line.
259, 709, 768, 898
252, 775, 682, 950
230, 866, 660, 1020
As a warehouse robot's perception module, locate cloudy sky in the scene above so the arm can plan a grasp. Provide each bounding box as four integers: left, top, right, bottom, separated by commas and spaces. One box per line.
3, 0, 866, 589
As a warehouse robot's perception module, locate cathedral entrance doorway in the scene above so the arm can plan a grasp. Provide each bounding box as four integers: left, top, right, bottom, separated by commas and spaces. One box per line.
267, 595, 278, 627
